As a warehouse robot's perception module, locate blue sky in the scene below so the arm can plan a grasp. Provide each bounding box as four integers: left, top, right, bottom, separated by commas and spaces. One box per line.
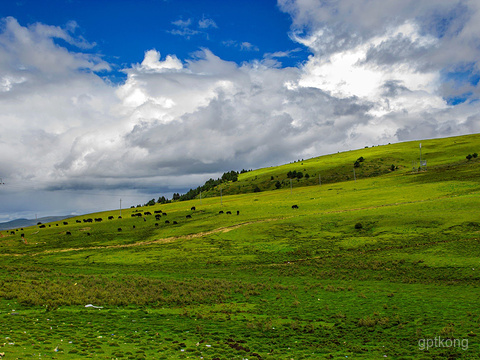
2, 0, 310, 81
0, 0, 479, 221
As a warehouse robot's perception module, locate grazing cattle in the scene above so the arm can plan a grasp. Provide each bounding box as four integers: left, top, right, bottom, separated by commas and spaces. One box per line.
191, 206, 196, 211
117, 228, 122, 232
118, 216, 122, 219
226, 211, 231, 215
155, 223, 159, 227
154, 210, 162, 214
155, 215, 161, 220
144, 211, 152, 216
108, 216, 114, 220
186, 214, 192, 219
85, 218, 93, 223
20, 233, 24, 238
66, 231, 71, 235
39, 225, 46, 228
76, 220, 81, 223
219, 210, 224, 214
237, 210, 240, 215
94, 218, 103, 222
56, 224, 59, 226
165, 220, 170, 224
163, 212, 167, 216
63, 221, 68, 225
133, 225, 135, 229
292, 205, 299, 209
143, 218, 146, 222
173, 221, 178, 225
10, 231, 15, 235
87, 232, 91, 236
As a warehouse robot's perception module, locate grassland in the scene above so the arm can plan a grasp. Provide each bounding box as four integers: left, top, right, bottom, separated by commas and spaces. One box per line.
0, 134, 479, 359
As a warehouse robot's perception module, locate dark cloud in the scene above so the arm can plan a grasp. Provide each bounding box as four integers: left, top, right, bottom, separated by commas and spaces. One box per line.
1, 3, 480, 220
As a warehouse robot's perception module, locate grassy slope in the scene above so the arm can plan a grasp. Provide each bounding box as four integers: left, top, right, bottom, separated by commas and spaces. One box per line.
203, 133, 480, 196
0, 133, 479, 359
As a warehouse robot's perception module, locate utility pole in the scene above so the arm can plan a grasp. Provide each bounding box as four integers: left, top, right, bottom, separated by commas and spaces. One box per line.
220, 188, 222, 206
319, 174, 321, 186
200, 191, 202, 205
290, 179, 293, 194
119, 199, 122, 217
353, 167, 356, 181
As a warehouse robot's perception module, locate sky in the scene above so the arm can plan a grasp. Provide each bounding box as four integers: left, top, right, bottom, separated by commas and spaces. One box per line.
0, 0, 479, 221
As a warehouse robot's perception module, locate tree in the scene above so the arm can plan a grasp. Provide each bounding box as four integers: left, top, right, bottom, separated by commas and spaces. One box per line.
221, 170, 238, 182
172, 193, 180, 201
473, 153, 478, 158
296, 171, 303, 179
466, 154, 473, 160
157, 196, 167, 204
145, 198, 156, 206
253, 185, 261, 193
390, 164, 396, 171
354, 161, 360, 168
275, 181, 281, 189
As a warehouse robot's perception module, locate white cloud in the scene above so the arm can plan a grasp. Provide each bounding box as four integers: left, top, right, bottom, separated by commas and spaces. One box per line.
170, 16, 218, 38
137, 49, 183, 72
223, 40, 260, 52
198, 17, 217, 29
240, 42, 259, 51
1, 3, 480, 220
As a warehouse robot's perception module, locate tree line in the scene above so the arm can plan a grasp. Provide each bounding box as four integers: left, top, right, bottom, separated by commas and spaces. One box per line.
137, 170, 246, 207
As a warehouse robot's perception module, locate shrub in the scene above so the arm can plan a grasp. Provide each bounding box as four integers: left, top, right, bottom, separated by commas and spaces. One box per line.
355, 222, 363, 230
358, 316, 376, 327
466, 154, 473, 160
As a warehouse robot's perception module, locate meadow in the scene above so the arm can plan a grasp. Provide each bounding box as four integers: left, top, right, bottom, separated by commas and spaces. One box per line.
0, 134, 479, 359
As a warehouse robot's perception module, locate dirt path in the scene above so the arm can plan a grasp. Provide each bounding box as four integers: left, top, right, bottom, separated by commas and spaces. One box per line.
0, 194, 467, 258
1, 218, 282, 257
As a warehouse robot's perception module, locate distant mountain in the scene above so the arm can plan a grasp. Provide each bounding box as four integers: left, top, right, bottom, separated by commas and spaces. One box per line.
0, 216, 73, 231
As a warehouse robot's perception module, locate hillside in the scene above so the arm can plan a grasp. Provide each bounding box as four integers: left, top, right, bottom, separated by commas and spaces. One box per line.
0, 215, 73, 231
200, 133, 479, 197
0, 133, 479, 359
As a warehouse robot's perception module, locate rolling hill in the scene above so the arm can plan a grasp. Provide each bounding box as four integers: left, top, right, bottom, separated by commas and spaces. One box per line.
197, 133, 479, 197
0, 133, 479, 359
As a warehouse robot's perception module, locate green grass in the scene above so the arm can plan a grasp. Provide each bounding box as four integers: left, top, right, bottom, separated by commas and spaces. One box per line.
0, 133, 479, 358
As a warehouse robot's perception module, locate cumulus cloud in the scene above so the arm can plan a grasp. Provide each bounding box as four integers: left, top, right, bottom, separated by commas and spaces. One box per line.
1, 1, 480, 219
279, 0, 480, 140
